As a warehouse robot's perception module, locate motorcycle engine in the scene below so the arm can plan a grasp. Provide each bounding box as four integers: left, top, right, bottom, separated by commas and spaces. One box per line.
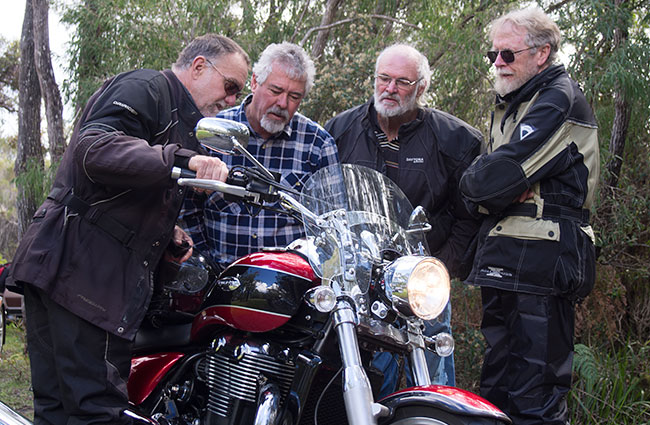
202, 333, 295, 423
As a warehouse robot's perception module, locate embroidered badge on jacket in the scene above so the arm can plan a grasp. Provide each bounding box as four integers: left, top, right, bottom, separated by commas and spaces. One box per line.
519, 123, 535, 140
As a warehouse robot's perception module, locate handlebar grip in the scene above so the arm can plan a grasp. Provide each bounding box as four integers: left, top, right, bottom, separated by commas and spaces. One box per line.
171, 167, 196, 179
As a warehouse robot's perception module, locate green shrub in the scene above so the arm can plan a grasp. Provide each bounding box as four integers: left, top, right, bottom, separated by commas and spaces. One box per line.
570, 341, 650, 424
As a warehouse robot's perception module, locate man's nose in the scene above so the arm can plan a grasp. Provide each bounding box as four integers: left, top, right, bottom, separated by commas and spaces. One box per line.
276, 92, 289, 108
225, 93, 238, 106
385, 79, 399, 93
494, 52, 507, 67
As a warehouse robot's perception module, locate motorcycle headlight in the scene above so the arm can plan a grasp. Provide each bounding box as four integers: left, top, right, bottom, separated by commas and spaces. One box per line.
384, 256, 450, 320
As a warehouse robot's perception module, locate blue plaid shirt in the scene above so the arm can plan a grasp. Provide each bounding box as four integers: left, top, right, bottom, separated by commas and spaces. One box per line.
179, 95, 339, 267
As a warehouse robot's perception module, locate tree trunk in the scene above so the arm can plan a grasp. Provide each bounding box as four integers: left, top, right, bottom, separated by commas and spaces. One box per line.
32, 0, 66, 164
605, 91, 630, 188
604, 0, 630, 188
311, 0, 344, 60
16, 0, 45, 237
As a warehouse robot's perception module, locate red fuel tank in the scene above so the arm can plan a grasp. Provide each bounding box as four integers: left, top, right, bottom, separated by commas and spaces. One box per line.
192, 250, 320, 337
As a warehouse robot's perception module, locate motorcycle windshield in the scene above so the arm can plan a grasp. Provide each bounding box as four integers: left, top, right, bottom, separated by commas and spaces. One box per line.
300, 164, 428, 293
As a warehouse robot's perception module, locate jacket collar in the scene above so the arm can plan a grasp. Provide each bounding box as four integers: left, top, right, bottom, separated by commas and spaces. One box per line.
161, 69, 203, 150
162, 69, 202, 122
497, 64, 566, 129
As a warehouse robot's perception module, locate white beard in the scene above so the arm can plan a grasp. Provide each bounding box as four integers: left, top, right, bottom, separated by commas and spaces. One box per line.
374, 88, 418, 118
260, 106, 290, 135
494, 67, 538, 97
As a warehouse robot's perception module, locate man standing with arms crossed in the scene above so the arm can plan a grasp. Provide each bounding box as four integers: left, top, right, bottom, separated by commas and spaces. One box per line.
325, 43, 482, 395
460, 7, 599, 424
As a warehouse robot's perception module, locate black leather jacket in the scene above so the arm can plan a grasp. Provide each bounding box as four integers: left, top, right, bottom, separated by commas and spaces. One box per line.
9, 69, 203, 339
325, 100, 482, 279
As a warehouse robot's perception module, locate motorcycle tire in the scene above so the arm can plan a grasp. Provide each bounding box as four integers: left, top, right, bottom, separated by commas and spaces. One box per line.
379, 405, 509, 425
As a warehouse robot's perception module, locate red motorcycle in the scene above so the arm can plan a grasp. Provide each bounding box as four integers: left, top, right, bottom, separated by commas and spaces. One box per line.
0, 118, 510, 425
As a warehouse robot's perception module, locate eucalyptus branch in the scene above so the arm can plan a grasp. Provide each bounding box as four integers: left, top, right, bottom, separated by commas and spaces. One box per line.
289, 0, 312, 44
546, 0, 574, 13
299, 14, 418, 46
163, 2, 182, 42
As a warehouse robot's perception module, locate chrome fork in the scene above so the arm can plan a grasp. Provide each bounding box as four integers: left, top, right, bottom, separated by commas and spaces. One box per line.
333, 299, 389, 425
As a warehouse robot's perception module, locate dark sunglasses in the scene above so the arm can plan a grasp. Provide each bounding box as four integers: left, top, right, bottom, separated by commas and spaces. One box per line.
486, 46, 536, 64
206, 58, 243, 98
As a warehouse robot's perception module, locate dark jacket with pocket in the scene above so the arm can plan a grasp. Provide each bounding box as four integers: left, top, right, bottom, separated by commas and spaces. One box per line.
8, 69, 204, 339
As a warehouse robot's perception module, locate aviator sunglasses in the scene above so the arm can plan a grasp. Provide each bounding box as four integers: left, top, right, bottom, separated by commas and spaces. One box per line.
486, 46, 536, 64
206, 58, 243, 98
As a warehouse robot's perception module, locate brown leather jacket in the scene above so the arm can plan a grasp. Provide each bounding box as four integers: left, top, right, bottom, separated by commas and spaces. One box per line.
8, 69, 204, 339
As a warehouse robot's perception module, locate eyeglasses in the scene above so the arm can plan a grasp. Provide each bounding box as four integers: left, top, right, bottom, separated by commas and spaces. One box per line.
375, 74, 422, 90
205, 58, 243, 98
486, 46, 537, 64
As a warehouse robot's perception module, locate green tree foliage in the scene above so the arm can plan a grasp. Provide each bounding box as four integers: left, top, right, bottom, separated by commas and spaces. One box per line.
0, 39, 19, 259
0, 37, 20, 113
59, 0, 521, 126
59, 0, 348, 113
554, 0, 650, 340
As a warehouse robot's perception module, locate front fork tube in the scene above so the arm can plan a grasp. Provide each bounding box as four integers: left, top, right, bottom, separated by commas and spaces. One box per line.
333, 301, 388, 425
409, 347, 432, 386
408, 321, 432, 387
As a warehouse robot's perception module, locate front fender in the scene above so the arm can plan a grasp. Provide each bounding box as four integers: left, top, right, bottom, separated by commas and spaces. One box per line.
380, 385, 511, 424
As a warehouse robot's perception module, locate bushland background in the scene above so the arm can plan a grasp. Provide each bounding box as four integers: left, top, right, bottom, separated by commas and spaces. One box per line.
1, 0, 648, 423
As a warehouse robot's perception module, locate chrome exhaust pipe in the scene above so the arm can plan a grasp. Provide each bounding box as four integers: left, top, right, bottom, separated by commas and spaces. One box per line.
253, 380, 281, 425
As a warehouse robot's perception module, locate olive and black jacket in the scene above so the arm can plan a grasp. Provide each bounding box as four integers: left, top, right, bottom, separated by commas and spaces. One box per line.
325, 100, 483, 279
460, 65, 599, 300
8, 69, 204, 339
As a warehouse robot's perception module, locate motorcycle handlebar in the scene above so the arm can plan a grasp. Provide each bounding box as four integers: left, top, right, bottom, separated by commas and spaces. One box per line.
172, 166, 261, 202
171, 166, 320, 225
171, 166, 196, 179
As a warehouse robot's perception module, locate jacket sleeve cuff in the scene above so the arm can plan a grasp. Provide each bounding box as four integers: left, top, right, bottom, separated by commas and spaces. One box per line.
174, 148, 197, 170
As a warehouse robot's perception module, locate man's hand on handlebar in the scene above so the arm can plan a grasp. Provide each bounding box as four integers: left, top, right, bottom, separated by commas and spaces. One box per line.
188, 155, 229, 193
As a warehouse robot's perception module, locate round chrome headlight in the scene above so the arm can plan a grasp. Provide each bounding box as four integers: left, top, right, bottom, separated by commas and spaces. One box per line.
384, 256, 450, 320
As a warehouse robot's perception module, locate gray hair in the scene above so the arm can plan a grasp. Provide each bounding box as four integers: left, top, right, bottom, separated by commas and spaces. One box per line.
173, 33, 250, 71
253, 42, 316, 95
375, 44, 432, 102
489, 6, 562, 66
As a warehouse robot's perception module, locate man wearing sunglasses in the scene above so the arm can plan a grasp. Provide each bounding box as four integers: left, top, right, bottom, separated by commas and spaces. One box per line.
181, 42, 339, 269
7, 34, 250, 424
460, 7, 599, 425
324, 44, 482, 396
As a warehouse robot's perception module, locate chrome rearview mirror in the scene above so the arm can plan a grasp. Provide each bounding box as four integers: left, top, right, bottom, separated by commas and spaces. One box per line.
407, 206, 432, 234
195, 117, 274, 180
195, 117, 250, 153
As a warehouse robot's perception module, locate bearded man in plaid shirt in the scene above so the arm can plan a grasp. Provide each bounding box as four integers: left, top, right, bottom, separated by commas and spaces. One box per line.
180, 42, 339, 268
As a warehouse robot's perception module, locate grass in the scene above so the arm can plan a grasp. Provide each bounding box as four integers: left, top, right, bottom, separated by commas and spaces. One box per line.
570, 341, 650, 424
0, 320, 33, 420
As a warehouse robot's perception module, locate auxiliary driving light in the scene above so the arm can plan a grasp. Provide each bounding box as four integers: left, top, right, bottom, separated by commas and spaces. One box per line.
304, 286, 337, 313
